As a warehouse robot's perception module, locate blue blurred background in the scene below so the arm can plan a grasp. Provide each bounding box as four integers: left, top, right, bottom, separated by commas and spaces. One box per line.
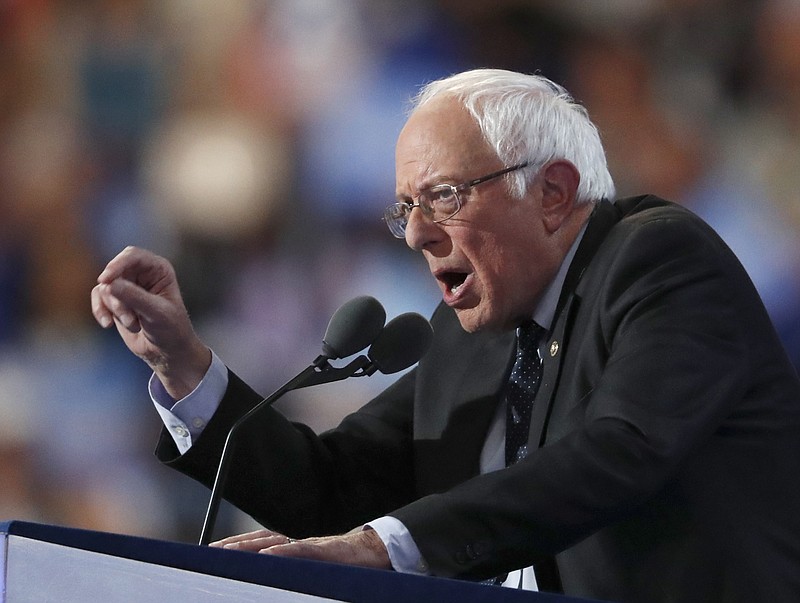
2, 0, 799, 543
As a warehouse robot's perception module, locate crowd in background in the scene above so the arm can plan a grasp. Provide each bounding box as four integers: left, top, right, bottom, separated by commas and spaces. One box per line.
1, 0, 799, 544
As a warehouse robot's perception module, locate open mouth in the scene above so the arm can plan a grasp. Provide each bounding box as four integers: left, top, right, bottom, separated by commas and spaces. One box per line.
440, 271, 469, 295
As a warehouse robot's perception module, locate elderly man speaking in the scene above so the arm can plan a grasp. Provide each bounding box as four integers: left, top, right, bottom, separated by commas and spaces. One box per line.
92, 69, 800, 603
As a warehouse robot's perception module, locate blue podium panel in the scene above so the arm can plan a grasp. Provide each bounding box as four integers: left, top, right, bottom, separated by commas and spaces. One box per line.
1, 520, 604, 603
2, 531, 337, 602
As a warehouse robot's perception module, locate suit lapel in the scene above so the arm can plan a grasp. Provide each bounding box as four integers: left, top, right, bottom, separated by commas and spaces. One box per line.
531, 293, 578, 447
529, 200, 622, 448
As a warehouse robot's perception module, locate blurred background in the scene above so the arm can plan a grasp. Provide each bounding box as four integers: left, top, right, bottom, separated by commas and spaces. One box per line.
1, 0, 799, 544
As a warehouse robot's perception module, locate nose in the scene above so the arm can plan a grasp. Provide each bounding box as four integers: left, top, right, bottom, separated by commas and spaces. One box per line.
404, 205, 446, 252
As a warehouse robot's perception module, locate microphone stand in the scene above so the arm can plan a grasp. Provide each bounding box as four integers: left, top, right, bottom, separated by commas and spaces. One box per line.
198, 354, 374, 545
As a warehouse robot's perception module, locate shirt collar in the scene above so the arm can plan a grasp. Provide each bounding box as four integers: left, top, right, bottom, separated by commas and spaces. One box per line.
531, 222, 588, 332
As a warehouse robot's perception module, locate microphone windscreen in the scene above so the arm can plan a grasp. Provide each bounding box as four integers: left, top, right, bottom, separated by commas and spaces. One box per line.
322, 296, 386, 359
368, 312, 433, 374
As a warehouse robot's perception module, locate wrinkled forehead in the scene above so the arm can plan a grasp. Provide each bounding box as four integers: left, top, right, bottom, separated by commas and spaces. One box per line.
395, 98, 498, 190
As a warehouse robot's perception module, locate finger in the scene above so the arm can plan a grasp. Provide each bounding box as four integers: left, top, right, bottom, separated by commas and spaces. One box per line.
90, 284, 114, 328
211, 529, 292, 551
113, 313, 142, 334
260, 539, 318, 558
107, 275, 186, 336
222, 537, 291, 553
94, 283, 141, 332
262, 531, 391, 570
229, 536, 293, 553
261, 535, 344, 559
98, 246, 173, 292
97, 246, 146, 284
211, 529, 276, 546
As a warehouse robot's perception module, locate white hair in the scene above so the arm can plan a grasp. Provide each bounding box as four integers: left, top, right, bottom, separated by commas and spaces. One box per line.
412, 69, 616, 204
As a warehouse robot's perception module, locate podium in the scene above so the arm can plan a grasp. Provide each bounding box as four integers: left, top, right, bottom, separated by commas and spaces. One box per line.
1, 520, 602, 602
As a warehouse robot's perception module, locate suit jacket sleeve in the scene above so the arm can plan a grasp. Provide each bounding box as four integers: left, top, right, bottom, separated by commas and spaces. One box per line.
156, 364, 421, 537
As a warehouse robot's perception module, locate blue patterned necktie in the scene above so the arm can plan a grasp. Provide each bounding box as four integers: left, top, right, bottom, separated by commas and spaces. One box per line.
505, 321, 545, 466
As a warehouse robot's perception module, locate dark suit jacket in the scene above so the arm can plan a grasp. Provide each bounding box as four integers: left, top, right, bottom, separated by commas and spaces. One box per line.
157, 196, 800, 602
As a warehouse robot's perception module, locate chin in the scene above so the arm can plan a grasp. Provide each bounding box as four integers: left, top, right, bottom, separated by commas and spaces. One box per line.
453, 308, 478, 333
455, 307, 505, 334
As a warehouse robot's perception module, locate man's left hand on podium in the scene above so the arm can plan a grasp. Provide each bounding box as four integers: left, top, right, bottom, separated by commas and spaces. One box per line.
210, 527, 392, 570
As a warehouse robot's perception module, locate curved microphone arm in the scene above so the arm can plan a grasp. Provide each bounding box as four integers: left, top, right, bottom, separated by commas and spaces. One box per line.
198, 353, 373, 545
197, 297, 432, 546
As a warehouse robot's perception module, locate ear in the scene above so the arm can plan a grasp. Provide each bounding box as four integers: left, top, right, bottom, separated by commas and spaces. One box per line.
540, 160, 580, 233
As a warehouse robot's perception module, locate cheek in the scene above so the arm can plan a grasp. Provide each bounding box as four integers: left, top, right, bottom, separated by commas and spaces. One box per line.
473, 247, 518, 314
480, 238, 544, 311
476, 235, 524, 290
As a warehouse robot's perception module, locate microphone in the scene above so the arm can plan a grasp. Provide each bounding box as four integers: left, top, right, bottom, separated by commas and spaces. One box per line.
321, 295, 386, 360
363, 312, 434, 375
198, 298, 432, 545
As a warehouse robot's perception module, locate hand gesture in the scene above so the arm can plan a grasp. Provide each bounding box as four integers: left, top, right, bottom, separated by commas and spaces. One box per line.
91, 246, 211, 399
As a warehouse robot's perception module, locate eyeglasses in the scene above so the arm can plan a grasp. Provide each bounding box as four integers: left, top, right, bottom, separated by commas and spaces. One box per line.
384, 162, 530, 238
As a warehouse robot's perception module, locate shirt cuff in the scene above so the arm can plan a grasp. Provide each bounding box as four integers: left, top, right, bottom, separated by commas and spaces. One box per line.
366, 516, 429, 575
150, 351, 229, 454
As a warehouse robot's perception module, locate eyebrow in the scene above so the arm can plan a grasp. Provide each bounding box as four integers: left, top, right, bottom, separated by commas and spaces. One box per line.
395, 175, 456, 202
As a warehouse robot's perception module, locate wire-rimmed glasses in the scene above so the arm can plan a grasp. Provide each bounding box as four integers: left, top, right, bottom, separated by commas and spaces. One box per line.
384, 162, 530, 238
